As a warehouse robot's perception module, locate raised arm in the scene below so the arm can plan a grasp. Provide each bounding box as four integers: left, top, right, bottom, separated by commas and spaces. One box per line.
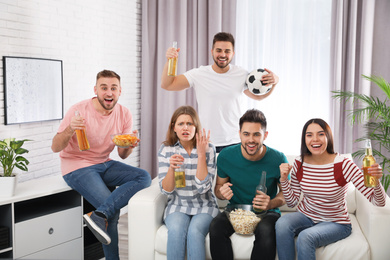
51, 113, 84, 153
195, 129, 210, 181
161, 47, 191, 91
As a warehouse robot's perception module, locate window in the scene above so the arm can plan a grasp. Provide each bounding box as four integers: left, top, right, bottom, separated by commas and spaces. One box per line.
235, 0, 332, 155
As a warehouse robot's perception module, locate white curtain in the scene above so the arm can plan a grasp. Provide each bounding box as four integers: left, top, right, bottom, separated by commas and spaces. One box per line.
235, 0, 332, 155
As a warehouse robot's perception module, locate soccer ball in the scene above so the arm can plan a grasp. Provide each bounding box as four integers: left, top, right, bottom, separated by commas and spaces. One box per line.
246, 68, 272, 95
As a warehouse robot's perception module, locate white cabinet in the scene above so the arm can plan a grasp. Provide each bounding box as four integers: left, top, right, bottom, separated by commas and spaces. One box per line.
14, 207, 82, 258
0, 175, 83, 259
18, 238, 82, 260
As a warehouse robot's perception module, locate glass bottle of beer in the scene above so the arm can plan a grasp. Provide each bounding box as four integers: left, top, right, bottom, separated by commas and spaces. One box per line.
174, 146, 186, 188
363, 139, 377, 187
74, 111, 90, 151
167, 41, 178, 76
254, 171, 267, 214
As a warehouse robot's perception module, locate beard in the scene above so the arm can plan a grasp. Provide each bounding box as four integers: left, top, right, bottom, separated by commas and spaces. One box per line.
97, 96, 118, 111
241, 142, 262, 156
213, 56, 231, 69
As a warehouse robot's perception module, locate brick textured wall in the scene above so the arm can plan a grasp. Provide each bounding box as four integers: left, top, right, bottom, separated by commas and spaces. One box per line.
0, 0, 142, 182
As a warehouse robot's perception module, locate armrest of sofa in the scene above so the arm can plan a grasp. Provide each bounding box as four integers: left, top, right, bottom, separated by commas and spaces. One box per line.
355, 190, 390, 260
128, 178, 167, 260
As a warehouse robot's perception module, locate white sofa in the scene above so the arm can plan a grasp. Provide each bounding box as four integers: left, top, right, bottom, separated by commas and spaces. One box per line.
128, 155, 390, 260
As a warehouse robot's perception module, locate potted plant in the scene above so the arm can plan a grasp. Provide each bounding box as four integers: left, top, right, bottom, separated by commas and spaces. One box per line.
0, 138, 31, 197
332, 74, 390, 193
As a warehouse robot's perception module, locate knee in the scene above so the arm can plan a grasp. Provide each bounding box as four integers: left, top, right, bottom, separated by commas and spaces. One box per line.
168, 224, 188, 238
209, 218, 222, 237
275, 216, 293, 236
109, 211, 120, 223
256, 222, 274, 235
296, 230, 314, 248
140, 169, 152, 187
188, 225, 206, 239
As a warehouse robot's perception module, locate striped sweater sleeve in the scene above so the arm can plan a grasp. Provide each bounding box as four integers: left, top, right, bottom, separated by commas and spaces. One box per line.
343, 158, 386, 207
280, 159, 301, 208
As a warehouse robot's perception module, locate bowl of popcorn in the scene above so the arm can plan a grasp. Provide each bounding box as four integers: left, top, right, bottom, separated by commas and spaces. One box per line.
225, 204, 262, 235
111, 132, 139, 148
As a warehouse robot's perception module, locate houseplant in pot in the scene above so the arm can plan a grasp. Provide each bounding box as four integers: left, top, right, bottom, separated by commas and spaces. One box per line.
332, 74, 390, 193
0, 138, 31, 197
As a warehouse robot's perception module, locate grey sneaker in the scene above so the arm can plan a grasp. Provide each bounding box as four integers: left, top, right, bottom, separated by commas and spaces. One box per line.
83, 211, 111, 245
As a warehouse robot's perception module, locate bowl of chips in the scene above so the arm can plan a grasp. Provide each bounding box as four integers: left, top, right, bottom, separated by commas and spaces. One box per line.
111, 132, 139, 148
225, 204, 262, 235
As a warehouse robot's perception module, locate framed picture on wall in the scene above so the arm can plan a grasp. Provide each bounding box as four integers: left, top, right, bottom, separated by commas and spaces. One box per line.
2, 56, 63, 125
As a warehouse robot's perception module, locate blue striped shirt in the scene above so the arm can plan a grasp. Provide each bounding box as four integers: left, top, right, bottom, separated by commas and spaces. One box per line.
158, 142, 219, 219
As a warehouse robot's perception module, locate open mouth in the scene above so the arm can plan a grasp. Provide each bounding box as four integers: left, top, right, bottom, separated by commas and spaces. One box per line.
247, 143, 257, 150
311, 144, 322, 149
104, 98, 113, 104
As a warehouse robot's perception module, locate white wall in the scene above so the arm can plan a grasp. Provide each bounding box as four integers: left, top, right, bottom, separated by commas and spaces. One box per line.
0, 0, 142, 182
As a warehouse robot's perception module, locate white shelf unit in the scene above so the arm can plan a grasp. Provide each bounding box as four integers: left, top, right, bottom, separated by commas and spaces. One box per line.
0, 175, 83, 259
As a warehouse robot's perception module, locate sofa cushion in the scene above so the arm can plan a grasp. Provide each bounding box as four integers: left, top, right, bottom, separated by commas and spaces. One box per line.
154, 213, 368, 260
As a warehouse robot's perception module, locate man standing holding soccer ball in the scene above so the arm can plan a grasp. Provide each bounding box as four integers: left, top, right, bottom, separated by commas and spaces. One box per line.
161, 32, 279, 153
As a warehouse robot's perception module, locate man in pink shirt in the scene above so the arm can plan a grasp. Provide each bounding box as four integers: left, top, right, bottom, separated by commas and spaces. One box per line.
52, 70, 151, 260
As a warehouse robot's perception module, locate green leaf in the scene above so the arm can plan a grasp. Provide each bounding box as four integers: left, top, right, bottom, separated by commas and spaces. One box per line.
332, 74, 390, 192
15, 148, 29, 155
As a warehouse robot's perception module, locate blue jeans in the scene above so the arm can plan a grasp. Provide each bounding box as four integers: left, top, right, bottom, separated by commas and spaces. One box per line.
275, 212, 352, 260
63, 160, 151, 260
164, 212, 214, 260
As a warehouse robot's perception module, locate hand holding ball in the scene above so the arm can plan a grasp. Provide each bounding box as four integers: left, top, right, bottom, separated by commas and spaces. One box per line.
246, 69, 272, 95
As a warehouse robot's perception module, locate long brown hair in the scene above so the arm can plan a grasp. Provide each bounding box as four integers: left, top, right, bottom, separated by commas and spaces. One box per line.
300, 118, 335, 164
163, 106, 201, 147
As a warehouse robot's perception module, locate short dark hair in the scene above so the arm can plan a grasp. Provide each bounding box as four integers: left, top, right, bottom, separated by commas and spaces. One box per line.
300, 118, 335, 162
213, 32, 235, 50
96, 70, 121, 82
239, 109, 267, 131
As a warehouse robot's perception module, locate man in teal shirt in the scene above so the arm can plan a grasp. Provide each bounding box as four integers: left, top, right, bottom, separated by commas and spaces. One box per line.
209, 109, 288, 260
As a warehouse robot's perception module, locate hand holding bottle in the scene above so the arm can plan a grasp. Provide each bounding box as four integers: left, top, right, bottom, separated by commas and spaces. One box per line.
253, 171, 269, 213
73, 111, 90, 151
363, 139, 381, 187
172, 146, 186, 188
70, 111, 86, 131
363, 163, 383, 187
169, 150, 184, 170
253, 191, 270, 212
167, 41, 179, 76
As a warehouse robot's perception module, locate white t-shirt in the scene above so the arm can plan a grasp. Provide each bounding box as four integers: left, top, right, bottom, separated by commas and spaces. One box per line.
184, 65, 248, 147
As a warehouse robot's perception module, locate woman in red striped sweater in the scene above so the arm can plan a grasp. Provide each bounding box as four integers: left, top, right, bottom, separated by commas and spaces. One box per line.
275, 118, 386, 260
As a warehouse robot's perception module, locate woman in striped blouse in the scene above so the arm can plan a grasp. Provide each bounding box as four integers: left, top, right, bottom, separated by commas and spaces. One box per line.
275, 118, 386, 260
158, 106, 219, 260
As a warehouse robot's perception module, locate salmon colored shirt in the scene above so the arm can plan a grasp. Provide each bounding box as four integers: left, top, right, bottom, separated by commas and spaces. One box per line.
57, 98, 132, 175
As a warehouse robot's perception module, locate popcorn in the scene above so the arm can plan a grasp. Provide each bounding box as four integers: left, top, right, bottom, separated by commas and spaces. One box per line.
228, 208, 261, 235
